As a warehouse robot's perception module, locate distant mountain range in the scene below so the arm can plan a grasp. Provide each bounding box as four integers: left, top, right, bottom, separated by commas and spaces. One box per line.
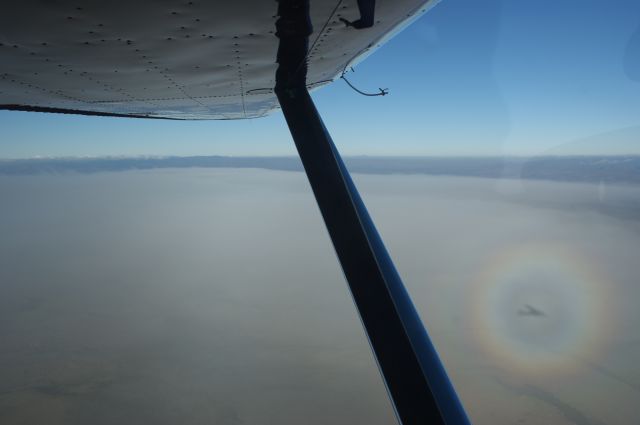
1, 155, 639, 184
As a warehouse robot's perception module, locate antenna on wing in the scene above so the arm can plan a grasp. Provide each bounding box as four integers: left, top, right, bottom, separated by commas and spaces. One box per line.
340, 67, 388, 96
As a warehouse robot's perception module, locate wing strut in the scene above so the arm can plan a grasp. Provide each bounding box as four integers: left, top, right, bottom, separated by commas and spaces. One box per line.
274, 1, 470, 424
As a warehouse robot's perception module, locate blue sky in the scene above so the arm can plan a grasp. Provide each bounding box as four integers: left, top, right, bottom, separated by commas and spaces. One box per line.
1, 0, 639, 158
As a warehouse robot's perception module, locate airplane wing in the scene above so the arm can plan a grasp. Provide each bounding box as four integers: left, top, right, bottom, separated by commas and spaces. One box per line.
1, 2, 471, 424
0, 0, 439, 119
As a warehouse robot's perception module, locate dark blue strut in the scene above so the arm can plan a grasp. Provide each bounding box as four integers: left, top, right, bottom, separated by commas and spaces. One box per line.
274, 1, 471, 424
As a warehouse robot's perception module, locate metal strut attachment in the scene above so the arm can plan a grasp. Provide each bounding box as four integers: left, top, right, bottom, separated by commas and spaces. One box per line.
274, 1, 471, 424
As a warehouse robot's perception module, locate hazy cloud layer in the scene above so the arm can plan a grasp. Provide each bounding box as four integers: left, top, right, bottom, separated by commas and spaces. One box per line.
1, 156, 639, 184
0, 169, 639, 424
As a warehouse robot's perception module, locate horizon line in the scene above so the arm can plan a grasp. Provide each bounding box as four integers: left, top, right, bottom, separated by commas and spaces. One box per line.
2, 153, 640, 161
